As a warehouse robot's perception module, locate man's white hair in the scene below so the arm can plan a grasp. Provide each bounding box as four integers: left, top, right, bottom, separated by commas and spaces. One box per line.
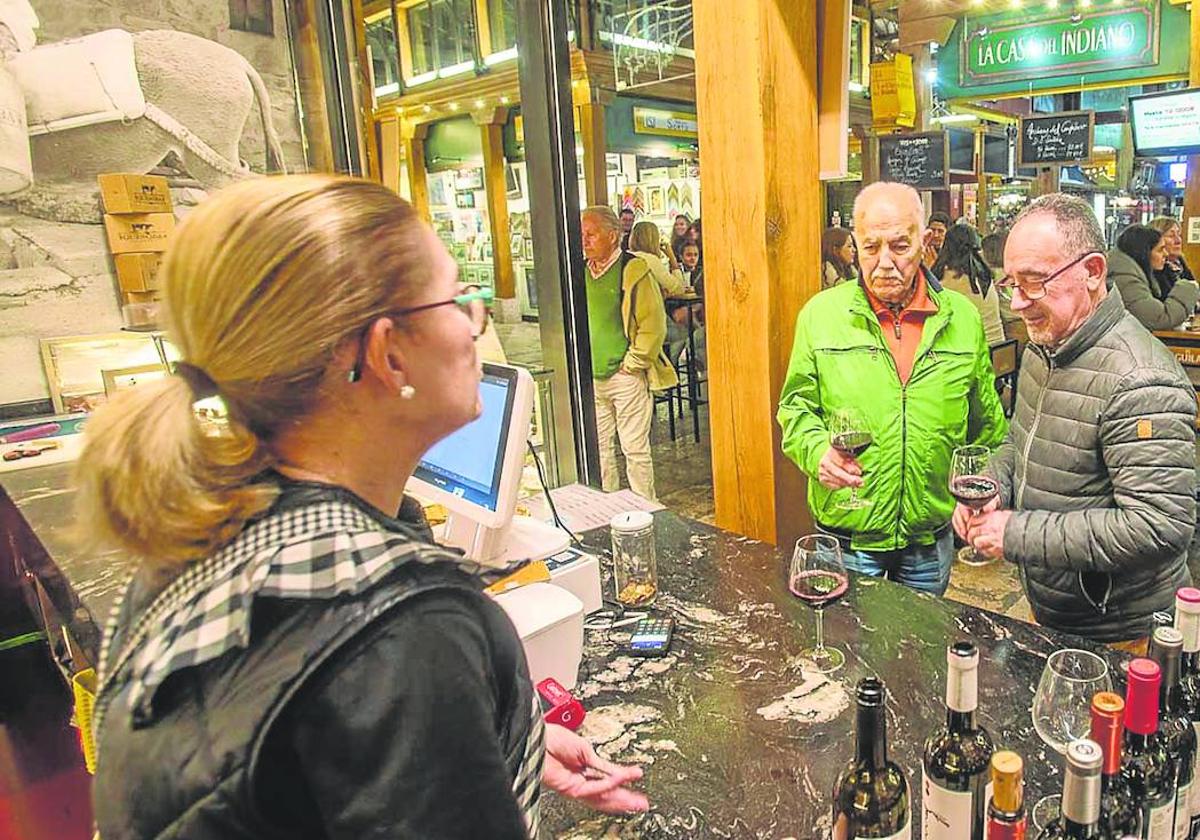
852, 182, 925, 231
582, 205, 621, 235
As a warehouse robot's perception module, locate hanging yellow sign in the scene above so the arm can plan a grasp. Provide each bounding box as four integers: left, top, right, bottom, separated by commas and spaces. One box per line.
632, 107, 699, 139
870, 53, 916, 130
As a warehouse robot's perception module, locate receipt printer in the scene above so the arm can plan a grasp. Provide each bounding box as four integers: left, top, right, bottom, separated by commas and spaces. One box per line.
494, 582, 584, 690
543, 547, 603, 615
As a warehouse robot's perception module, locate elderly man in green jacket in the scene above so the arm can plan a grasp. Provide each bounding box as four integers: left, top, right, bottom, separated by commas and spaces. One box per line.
778, 182, 1007, 595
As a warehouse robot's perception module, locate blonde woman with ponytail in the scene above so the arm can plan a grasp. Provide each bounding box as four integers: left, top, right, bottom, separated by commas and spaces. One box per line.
81, 175, 646, 839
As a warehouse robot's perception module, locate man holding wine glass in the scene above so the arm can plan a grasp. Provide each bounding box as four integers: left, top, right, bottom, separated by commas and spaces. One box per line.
778, 181, 1007, 596
955, 193, 1196, 647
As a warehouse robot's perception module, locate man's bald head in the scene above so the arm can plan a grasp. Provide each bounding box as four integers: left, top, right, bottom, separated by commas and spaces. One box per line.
851, 182, 926, 306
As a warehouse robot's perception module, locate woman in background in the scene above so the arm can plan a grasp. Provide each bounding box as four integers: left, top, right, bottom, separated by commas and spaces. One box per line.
1148, 216, 1197, 300
931, 224, 1005, 345
670, 214, 692, 262
628, 220, 686, 297
1111, 223, 1197, 331
981, 229, 1025, 348
821, 227, 858, 289
83, 175, 646, 839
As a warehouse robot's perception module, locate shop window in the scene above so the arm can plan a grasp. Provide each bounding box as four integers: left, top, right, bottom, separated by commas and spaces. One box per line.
488, 0, 518, 55
406, 0, 478, 84
366, 9, 401, 99
228, 0, 273, 35
596, 0, 693, 54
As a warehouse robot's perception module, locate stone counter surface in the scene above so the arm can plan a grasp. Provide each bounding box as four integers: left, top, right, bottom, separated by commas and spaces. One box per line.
544, 512, 1123, 839
3, 462, 1123, 839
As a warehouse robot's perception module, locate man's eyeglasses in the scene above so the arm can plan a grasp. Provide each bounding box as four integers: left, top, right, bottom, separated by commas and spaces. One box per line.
347, 285, 495, 383
994, 251, 1099, 301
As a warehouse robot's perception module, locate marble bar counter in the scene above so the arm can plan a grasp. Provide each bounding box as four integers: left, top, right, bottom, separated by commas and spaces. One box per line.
1, 462, 1126, 838
542, 512, 1125, 839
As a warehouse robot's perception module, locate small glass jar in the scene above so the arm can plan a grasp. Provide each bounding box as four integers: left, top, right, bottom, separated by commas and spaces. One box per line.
610, 511, 658, 607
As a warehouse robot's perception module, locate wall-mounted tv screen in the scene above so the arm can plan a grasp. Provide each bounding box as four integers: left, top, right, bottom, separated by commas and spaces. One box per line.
1130, 89, 1200, 158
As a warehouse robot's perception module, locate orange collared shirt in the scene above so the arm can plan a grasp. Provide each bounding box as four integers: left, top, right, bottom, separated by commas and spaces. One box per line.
864, 273, 939, 385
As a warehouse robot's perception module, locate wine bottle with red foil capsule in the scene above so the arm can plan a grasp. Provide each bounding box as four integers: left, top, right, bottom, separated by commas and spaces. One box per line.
1174, 587, 1200, 840
833, 678, 912, 839
1148, 626, 1197, 840
1122, 658, 1175, 840
1088, 691, 1139, 839
986, 751, 1026, 840
922, 642, 994, 840
1034, 739, 1104, 840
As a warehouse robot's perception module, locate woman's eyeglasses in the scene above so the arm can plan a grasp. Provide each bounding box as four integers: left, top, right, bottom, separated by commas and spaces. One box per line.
994, 251, 1098, 301
347, 285, 495, 383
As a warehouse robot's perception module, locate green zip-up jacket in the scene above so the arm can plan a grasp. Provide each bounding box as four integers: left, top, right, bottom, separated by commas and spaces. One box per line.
777, 272, 1008, 552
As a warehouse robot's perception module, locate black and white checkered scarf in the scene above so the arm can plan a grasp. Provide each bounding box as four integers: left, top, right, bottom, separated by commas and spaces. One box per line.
94, 496, 544, 838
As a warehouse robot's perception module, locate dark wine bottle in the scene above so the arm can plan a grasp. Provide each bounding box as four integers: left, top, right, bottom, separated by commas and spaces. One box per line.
833, 678, 912, 839
1174, 587, 1200, 840
1148, 627, 1198, 840
986, 751, 1026, 840
1088, 691, 1139, 839
922, 641, 994, 840
1121, 658, 1175, 840
1034, 739, 1104, 840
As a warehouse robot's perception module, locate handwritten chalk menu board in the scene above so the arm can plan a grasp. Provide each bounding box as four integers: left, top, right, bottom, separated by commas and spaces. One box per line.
1018, 111, 1093, 166
878, 132, 948, 190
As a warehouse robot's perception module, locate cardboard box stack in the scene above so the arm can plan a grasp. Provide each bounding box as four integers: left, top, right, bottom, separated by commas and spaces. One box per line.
98, 174, 174, 329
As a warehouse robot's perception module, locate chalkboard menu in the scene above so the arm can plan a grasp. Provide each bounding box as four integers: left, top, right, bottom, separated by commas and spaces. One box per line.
878, 132, 948, 190
1018, 111, 1094, 166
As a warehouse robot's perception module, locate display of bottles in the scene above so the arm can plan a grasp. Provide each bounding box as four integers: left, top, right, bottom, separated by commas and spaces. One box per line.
1174, 587, 1200, 840
834, 678, 912, 839
986, 751, 1026, 840
922, 642, 995, 840
1122, 658, 1175, 840
1149, 627, 1198, 840
1035, 739, 1104, 840
1088, 691, 1139, 839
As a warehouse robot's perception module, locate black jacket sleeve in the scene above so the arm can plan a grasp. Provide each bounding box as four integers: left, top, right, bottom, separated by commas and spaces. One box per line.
269, 590, 532, 840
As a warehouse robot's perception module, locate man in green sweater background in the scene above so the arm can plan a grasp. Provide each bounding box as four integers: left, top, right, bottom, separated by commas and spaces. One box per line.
580, 207, 675, 500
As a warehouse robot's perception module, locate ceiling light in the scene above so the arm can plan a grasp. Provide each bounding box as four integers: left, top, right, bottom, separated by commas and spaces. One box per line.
448, 102, 460, 111
474, 99, 485, 108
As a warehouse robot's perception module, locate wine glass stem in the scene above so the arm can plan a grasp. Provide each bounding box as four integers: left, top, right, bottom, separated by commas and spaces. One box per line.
815, 608, 826, 652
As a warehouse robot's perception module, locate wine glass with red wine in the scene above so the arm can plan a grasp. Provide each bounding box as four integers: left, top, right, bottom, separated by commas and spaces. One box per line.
789, 534, 848, 673
829, 408, 873, 510
949, 445, 999, 567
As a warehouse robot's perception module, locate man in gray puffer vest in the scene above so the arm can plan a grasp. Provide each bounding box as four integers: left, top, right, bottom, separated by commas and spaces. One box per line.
955, 193, 1196, 646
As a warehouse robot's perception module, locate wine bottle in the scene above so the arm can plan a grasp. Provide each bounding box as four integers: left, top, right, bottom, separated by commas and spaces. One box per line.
1034, 739, 1104, 840
833, 678, 911, 839
1122, 658, 1175, 840
1174, 587, 1200, 840
1148, 627, 1198, 840
923, 641, 995, 840
986, 751, 1026, 840
1088, 691, 1139, 839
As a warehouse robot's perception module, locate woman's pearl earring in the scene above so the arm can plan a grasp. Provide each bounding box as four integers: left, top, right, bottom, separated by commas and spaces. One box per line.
400, 385, 416, 400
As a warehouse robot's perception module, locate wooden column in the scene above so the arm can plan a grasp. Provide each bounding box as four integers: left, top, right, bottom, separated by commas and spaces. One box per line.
1183, 4, 1200, 268
911, 43, 935, 132
401, 120, 431, 221
475, 107, 517, 300
288, 0, 337, 173
975, 128, 989, 235
1031, 166, 1060, 198
379, 114, 401, 193
578, 98, 608, 207
349, 0, 379, 180
693, 0, 821, 546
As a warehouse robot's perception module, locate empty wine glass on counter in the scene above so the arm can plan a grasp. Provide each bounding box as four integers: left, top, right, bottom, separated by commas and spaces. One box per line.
949, 445, 999, 567
829, 407, 873, 511
1029, 649, 1113, 831
789, 534, 848, 674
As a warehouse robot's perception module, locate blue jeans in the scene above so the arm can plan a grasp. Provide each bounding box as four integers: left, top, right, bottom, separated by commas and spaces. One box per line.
834, 530, 954, 596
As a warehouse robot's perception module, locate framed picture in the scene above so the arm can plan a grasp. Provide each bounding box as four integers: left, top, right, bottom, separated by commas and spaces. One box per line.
455, 191, 476, 209
646, 185, 665, 217
429, 173, 450, 207
229, 0, 273, 35
505, 163, 523, 199
524, 237, 534, 261
102, 364, 168, 398
41, 332, 176, 414
455, 168, 484, 191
